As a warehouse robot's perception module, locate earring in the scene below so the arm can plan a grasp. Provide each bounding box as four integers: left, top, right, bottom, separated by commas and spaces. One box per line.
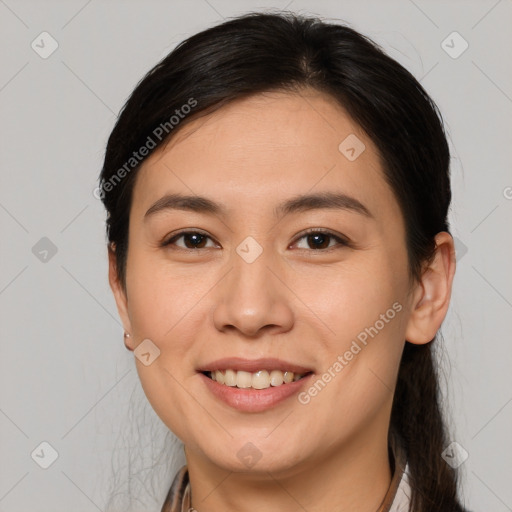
123, 331, 133, 351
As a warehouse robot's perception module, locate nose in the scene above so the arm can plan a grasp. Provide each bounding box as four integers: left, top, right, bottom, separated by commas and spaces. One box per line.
212, 247, 294, 338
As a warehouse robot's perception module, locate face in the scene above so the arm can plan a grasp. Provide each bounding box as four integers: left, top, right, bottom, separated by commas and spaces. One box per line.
110, 89, 421, 475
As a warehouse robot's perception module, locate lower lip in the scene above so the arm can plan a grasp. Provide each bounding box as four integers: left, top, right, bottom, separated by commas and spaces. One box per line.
199, 372, 313, 413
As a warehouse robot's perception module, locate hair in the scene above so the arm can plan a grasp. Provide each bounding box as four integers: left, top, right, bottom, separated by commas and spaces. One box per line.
99, 10, 467, 511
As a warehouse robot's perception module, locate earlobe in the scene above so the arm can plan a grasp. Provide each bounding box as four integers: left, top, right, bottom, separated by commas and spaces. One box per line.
108, 245, 133, 347
404, 232, 456, 345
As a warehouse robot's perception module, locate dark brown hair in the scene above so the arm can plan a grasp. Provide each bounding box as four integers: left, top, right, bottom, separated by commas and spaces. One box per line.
99, 11, 467, 511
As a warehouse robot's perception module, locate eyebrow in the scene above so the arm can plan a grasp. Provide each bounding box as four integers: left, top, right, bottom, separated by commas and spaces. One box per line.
144, 191, 373, 220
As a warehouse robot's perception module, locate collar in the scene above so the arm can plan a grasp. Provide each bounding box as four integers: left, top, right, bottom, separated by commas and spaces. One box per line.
161, 434, 411, 512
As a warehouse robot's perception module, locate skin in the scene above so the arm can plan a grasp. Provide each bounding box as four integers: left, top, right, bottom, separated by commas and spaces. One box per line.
109, 88, 456, 512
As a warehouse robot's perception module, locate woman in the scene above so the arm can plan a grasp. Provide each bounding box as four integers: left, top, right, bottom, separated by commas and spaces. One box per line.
99, 11, 470, 512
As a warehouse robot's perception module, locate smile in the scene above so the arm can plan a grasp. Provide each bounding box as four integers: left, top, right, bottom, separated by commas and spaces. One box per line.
205, 369, 310, 389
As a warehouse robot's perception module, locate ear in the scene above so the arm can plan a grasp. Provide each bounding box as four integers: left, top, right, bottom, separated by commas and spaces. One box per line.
108, 244, 133, 349
405, 232, 456, 345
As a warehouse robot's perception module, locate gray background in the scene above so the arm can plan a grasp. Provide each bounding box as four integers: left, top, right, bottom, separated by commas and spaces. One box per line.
1, 0, 511, 510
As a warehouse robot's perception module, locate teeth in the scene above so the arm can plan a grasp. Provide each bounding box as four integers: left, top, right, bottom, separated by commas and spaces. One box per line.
283, 371, 294, 383
224, 369, 237, 387
269, 370, 284, 386
252, 370, 270, 390
208, 369, 306, 389
236, 370, 252, 388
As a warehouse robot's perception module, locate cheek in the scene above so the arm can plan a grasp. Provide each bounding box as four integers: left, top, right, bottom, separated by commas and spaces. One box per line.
124, 254, 208, 440
300, 255, 408, 408
301, 255, 407, 345
125, 248, 206, 339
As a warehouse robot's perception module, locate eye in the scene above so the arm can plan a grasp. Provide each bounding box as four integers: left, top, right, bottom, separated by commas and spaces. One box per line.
161, 228, 351, 251
161, 230, 217, 250
292, 229, 350, 251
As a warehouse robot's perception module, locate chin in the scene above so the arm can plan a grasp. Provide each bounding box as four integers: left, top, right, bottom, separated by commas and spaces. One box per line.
194, 435, 312, 477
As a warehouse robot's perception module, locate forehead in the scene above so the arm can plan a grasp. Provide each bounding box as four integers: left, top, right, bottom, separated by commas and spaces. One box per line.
131, 89, 400, 224
162, 89, 369, 168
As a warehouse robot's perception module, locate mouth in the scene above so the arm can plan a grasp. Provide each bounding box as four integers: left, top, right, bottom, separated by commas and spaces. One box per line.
197, 358, 314, 412
202, 369, 312, 389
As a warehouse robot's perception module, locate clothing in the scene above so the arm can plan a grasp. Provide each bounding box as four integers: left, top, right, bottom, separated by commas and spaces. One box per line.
160, 433, 412, 512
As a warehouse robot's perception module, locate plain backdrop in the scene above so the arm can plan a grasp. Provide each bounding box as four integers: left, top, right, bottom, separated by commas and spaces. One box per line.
0, 1, 511, 511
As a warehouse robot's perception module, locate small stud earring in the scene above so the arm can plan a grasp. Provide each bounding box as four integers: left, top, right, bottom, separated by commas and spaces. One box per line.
123, 331, 133, 351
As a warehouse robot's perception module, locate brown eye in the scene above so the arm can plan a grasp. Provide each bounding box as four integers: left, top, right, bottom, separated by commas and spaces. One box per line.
293, 229, 350, 251
306, 232, 331, 249
161, 229, 350, 252
162, 231, 216, 250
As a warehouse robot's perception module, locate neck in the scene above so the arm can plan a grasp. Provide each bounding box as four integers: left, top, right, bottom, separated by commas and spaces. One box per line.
185, 421, 393, 512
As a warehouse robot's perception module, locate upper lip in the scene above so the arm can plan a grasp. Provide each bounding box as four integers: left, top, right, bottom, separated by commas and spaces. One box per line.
197, 357, 313, 374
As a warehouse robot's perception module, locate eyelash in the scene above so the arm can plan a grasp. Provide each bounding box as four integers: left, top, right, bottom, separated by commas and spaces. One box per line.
161, 228, 352, 252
